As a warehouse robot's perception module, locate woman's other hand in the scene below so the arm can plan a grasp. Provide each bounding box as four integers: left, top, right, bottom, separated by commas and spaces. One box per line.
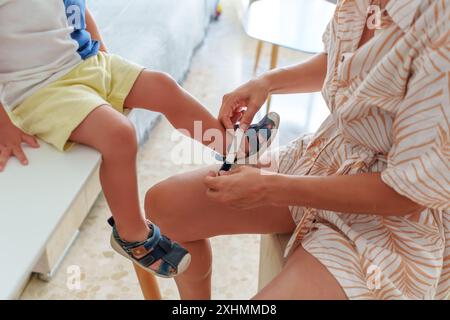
204, 166, 275, 210
219, 78, 270, 131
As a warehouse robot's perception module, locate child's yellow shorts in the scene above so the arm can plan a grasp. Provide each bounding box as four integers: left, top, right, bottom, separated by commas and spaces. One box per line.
11, 52, 144, 151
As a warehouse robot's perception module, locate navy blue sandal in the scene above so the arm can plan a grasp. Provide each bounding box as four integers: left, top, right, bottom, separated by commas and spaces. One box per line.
218, 112, 280, 171
108, 217, 191, 278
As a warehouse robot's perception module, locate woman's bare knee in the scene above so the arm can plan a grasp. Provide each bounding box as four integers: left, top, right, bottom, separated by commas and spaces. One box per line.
144, 182, 167, 223
144, 178, 187, 238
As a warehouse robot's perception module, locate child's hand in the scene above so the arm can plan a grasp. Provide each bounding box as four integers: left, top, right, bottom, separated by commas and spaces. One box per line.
0, 122, 39, 171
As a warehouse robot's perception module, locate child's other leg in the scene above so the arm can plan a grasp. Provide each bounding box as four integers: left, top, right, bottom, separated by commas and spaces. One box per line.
124, 70, 230, 155
70, 105, 149, 242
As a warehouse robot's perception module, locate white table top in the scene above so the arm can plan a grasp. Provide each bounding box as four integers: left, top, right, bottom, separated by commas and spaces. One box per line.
0, 142, 101, 299
243, 0, 336, 53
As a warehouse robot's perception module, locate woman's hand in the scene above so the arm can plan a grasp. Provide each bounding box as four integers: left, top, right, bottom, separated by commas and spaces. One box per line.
219, 53, 328, 131
204, 166, 275, 210
219, 77, 270, 131
0, 121, 39, 171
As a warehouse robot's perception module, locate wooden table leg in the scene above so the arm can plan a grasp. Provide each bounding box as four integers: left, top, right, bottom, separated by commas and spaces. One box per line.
133, 263, 162, 300
253, 40, 264, 75
266, 44, 279, 114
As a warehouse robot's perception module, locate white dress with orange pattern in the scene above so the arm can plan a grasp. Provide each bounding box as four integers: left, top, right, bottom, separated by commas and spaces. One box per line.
276, 0, 449, 299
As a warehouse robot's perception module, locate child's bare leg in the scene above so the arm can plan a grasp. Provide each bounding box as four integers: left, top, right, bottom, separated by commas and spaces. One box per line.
124, 70, 230, 155
70, 105, 149, 242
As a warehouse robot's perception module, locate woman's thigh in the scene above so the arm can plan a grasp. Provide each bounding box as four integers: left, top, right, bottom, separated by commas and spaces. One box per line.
145, 165, 296, 242
254, 245, 348, 300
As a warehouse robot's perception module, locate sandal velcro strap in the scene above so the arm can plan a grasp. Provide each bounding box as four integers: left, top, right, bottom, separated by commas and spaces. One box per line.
138, 248, 163, 267
139, 235, 183, 269
161, 242, 189, 268
157, 236, 172, 252
140, 234, 187, 275
143, 224, 161, 250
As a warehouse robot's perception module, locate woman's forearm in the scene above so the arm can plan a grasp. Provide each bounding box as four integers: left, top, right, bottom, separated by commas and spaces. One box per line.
267, 173, 424, 216
260, 52, 328, 95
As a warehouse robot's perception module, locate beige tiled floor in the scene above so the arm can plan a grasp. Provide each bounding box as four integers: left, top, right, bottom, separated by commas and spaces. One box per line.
21, 0, 313, 300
